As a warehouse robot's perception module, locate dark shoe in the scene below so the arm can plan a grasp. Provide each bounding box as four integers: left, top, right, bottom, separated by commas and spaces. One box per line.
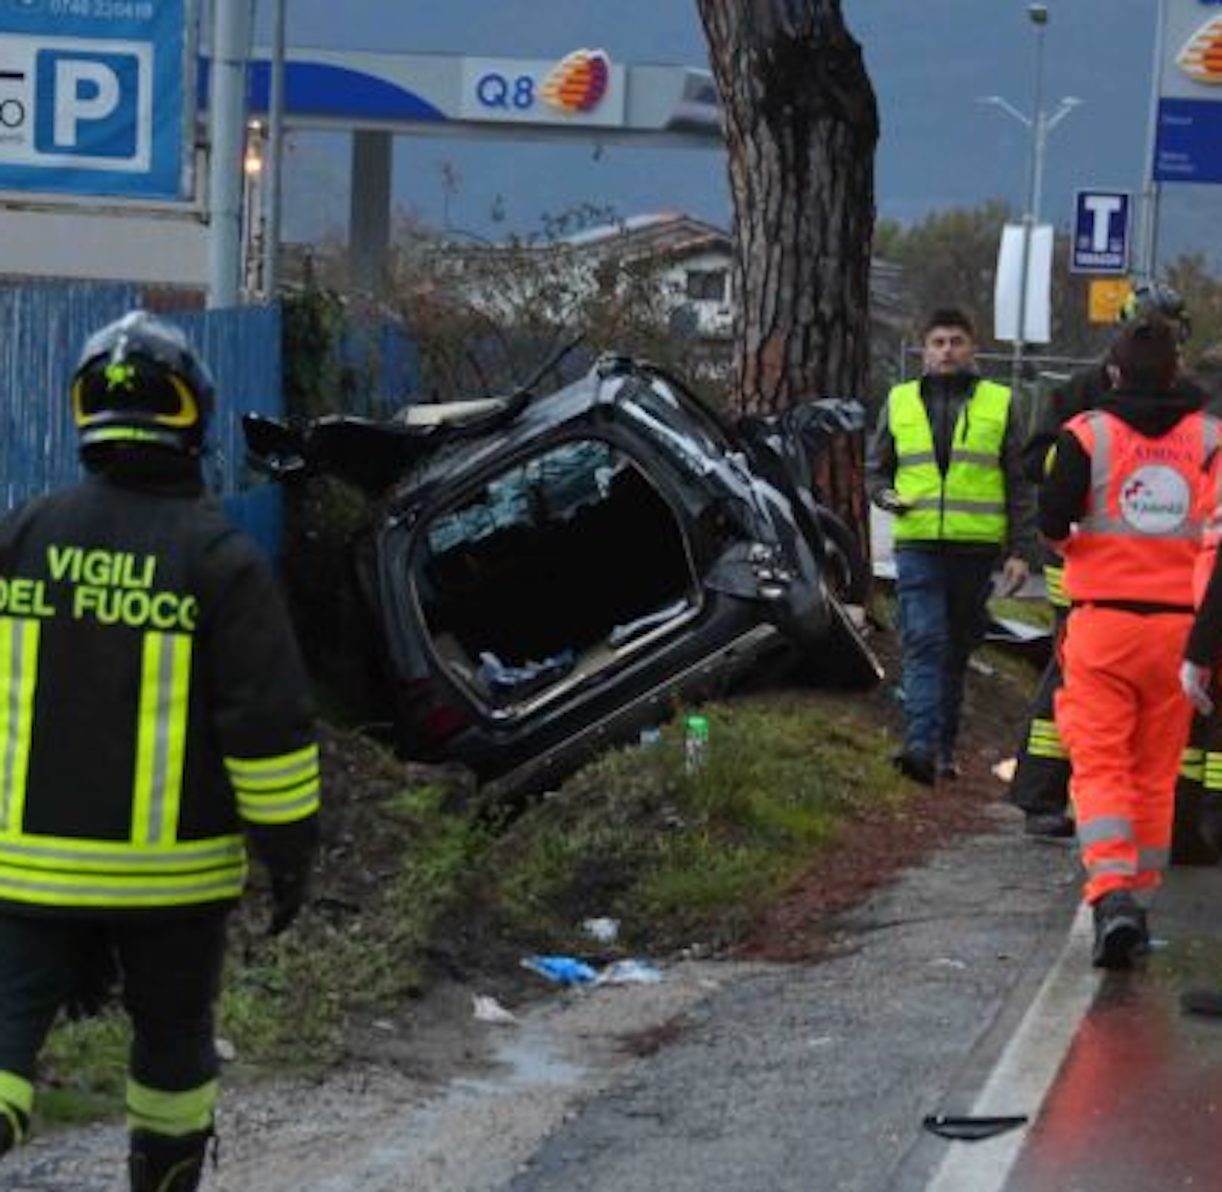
1024, 811, 1075, 839
129, 1128, 211, 1192
937, 757, 961, 781
1091, 891, 1148, 970
893, 750, 936, 786
1181, 988, 1222, 1016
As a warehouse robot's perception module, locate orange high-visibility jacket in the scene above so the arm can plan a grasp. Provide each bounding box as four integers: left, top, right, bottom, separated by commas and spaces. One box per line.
1063, 409, 1219, 606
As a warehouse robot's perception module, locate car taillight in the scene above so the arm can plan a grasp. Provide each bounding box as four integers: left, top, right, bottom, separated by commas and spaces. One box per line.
401, 678, 469, 746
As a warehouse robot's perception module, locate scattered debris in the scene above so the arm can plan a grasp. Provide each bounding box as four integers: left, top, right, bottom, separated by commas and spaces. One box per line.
1181, 988, 1222, 1017
472, 994, 519, 1025
520, 955, 598, 986
922, 1113, 1028, 1141
581, 916, 621, 943
595, 959, 663, 985
991, 757, 1018, 783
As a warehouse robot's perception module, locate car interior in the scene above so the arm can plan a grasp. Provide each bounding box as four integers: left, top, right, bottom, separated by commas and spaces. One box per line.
413, 438, 699, 714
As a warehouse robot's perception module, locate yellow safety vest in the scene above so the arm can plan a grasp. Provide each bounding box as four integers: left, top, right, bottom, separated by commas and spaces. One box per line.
889, 379, 1011, 545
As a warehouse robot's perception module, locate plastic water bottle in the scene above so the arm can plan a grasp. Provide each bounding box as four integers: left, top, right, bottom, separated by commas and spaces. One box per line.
684, 714, 710, 774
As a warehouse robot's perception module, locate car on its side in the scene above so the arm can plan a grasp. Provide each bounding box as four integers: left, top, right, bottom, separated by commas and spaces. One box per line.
244, 354, 880, 801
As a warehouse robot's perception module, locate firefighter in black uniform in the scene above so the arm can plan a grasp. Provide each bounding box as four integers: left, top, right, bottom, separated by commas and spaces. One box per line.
1010, 281, 1210, 845
0, 312, 320, 1191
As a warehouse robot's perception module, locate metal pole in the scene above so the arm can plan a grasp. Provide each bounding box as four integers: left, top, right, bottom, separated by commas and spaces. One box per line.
1012, 12, 1047, 399
1136, 0, 1167, 281
263, 0, 286, 298
207, 0, 254, 309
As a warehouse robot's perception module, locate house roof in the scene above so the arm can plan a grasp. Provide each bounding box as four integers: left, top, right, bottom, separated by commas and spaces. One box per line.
559, 211, 730, 260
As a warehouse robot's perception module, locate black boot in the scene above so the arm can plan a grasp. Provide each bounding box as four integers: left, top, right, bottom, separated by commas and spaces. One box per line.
128, 1128, 211, 1192
1091, 890, 1148, 970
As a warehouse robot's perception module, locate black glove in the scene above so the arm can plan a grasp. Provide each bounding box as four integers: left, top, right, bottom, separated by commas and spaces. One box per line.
268, 865, 311, 936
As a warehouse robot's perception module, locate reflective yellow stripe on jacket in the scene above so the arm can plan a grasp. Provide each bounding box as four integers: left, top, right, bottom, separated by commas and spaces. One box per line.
0, 618, 38, 838
133, 632, 192, 847
890, 379, 1011, 545
0, 834, 247, 908
225, 743, 321, 825
1044, 562, 1069, 609
0, 620, 246, 910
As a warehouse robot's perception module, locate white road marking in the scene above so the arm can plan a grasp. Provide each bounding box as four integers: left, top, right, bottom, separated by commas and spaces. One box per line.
924, 899, 1101, 1192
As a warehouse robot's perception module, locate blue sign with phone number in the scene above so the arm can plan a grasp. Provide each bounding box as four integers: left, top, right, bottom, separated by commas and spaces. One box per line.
0, 0, 189, 200
1155, 98, 1222, 183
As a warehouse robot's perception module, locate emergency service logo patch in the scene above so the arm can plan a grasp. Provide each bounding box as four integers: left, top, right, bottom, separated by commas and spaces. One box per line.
1119, 465, 1190, 534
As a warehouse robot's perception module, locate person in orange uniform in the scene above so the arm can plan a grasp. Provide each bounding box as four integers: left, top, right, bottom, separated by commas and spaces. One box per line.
1040, 314, 1221, 969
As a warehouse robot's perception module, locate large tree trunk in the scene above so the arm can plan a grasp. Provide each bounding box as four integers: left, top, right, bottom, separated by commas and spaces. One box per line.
696, 0, 878, 415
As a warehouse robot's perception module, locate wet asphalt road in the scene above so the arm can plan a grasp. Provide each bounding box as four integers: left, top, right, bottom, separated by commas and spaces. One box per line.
506, 803, 1086, 1192
505, 806, 1222, 1192
1004, 866, 1222, 1192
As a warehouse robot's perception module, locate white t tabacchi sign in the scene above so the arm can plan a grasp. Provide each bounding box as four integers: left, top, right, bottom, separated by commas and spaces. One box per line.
1071, 190, 1131, 275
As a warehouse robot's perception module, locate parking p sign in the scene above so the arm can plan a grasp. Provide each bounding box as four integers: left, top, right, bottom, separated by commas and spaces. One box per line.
1071, 190, 1132, 275
0, 1, 191, 201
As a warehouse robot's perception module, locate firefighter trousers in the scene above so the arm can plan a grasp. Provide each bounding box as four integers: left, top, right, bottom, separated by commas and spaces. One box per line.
0, 909, 227, 1150
1010, 604, 1070, 816
1056, 607, 1194, 906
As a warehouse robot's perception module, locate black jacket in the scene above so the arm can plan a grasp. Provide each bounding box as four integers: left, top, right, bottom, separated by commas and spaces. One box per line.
0, 469, 319, 917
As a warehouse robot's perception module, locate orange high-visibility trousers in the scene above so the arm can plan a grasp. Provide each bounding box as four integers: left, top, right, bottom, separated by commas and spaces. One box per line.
1055, 607, 1194, 905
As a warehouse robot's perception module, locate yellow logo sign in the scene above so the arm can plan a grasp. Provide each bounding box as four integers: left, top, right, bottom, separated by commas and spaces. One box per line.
1177, 15, 1222, 84
540, 50, 611, 114
1088, 278, 1132, 325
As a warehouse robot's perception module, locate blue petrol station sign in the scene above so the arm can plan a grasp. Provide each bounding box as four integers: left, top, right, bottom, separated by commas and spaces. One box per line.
0, 0, 191, 200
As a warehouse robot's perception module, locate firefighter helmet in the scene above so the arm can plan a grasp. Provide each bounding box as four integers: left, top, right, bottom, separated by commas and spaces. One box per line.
1118, 281, 1191, 342
71, 311, 215, 456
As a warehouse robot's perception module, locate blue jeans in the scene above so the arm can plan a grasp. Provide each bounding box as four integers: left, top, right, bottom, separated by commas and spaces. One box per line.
895, 549, 997, 762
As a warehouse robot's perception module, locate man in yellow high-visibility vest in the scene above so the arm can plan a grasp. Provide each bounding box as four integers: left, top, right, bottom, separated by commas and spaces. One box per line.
868, 307, 1036, 785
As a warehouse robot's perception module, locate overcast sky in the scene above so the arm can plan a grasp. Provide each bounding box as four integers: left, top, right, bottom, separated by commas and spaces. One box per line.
262, 0, 1216, 269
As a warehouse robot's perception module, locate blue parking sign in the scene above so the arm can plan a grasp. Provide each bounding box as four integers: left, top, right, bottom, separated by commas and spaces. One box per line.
0, 0, 191, 200
1071, 190, 1131, 275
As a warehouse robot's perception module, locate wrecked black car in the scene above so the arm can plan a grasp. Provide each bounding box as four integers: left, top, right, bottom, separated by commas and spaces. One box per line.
245, 355, 881, 800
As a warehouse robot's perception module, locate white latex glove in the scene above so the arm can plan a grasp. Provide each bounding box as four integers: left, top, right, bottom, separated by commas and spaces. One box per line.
876, 488, 912, 515
996, 556, 1030, 598
1181, 661, 1215, 717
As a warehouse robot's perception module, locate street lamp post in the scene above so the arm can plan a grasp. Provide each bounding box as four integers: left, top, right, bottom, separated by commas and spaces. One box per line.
980, 4, 1081, 399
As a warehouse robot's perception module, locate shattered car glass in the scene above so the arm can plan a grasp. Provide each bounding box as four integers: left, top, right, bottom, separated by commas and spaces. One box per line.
244, 355, 881, 800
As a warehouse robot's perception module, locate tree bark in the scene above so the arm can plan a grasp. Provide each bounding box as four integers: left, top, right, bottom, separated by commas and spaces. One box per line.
696, 0, 878, 415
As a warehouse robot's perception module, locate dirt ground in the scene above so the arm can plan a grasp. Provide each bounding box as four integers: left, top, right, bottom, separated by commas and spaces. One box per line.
2, 626, 1043, 1191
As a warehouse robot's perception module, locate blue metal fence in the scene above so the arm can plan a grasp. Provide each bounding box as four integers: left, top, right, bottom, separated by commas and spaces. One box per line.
336, 317, 420, 418
0, 281, 284, 556
0, 282, 418, 560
